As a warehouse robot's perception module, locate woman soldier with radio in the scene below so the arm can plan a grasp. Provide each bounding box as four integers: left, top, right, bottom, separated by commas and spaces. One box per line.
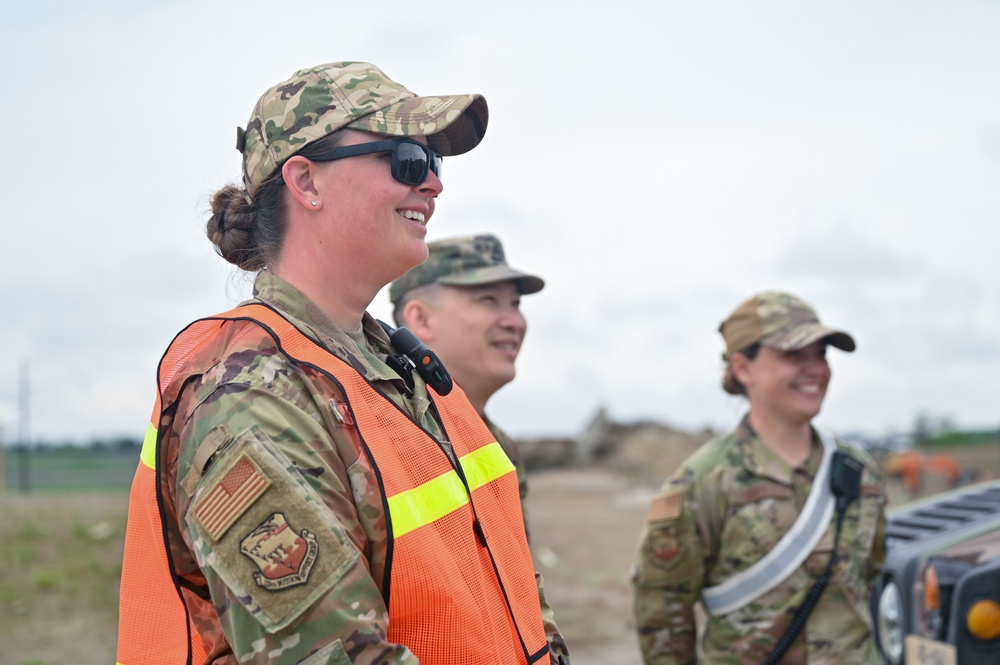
631, 291, 886, 664
118, 62, 568, 665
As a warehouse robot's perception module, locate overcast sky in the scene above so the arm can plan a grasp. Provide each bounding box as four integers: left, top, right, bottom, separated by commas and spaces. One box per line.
1, 0, 998, 444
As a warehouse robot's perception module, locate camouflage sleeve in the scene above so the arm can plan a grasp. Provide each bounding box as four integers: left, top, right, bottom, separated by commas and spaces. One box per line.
838, 442, 888, 587
488, 421, 567, 662
516, 454, 531, 540
630, 477, 705, 665
488, 418, 532, 544
862, 454, 888, 585
868, 504, 887, 584
535, 570, 571, 664
173, 383, 416, 665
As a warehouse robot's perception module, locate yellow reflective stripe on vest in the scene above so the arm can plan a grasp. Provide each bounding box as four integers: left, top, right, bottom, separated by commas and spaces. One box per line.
388, 441, 514, 539
461, 441, 515, 491
140, 423, 158, 470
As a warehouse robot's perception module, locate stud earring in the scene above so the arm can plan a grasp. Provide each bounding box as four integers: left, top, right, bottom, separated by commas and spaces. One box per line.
311, 200, 318, 207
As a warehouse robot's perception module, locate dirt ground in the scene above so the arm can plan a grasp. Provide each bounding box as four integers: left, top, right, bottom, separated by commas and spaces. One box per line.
522, 459, 1000, 665
2, 493, 127, 665
526, 466, 652, 665
1, 456, 989, 665
522, 471, 940, 665
1, 468, 651, 665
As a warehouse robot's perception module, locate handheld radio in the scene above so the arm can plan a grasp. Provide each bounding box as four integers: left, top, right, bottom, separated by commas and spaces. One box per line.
763, 447, 866, 665
830, 449, 863, 512
377, 320, 454, 396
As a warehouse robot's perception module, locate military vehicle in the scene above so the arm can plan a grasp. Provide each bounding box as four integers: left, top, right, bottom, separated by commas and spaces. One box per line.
872, 479, 1000, 664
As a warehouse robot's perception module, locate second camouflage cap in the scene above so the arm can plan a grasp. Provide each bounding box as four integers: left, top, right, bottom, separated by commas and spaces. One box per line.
719, 291, 856, 357
237, 61, 489, 194
389, 234, 545, 304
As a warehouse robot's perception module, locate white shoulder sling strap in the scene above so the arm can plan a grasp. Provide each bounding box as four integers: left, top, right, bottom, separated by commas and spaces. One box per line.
700, 430, 837, 616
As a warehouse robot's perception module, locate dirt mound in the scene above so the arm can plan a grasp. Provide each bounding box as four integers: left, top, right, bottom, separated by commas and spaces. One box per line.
520, 407, 716, 488
605, 425, 716, 487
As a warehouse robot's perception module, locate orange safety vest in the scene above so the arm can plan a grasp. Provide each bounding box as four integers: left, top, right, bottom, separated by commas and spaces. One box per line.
117, 304, 548, 665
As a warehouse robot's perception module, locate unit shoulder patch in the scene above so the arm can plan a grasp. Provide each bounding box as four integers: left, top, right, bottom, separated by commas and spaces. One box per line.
185, 426, 358, 632
647, 521, 685, 570
240, 512, 319, 590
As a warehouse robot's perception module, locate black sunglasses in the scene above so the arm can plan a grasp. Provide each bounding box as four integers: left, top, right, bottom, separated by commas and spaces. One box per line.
309, 138, 443, 187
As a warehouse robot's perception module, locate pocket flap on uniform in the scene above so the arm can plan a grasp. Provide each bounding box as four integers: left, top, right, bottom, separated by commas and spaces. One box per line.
185, 425, 358, 632
730, 483, 793, 506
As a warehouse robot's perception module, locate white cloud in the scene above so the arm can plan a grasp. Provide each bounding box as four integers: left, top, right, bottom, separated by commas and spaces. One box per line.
2, 0, 999, 442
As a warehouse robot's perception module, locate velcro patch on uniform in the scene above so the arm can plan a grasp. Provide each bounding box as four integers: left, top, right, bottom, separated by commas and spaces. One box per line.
861, 483, 882, 497
730, 482, 793, 506
193, 452, 271, 541
240, 512, 319, 591
648, 522, 684, 570
647, 488, 684, 522
187, 426, 359, 633
181, 425, 234, 496
328, 398, 354, 426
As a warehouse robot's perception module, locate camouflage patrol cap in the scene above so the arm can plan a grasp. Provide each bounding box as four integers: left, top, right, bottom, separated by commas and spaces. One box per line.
719, 291, 856, 357
389, 234, 545, 304
237, 61, 489, 194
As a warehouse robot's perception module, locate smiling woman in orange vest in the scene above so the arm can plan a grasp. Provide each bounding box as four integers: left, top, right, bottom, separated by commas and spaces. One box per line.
116, 61, 568, 665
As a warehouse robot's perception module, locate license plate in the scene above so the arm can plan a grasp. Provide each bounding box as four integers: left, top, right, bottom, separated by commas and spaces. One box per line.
904, 635, 956, 665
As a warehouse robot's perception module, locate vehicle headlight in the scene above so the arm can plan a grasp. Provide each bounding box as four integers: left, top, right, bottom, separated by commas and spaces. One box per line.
922, 563, 943, 637
967, 598, 1000, 641
878, 581, 904, 665
923, 564, 939, 612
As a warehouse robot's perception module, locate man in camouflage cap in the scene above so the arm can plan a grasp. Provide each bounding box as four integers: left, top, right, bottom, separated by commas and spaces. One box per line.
631, 291, 885, 664
389, 234, 544, 533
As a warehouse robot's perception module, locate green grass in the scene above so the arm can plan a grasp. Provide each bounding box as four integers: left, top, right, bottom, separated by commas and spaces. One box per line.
0, 495, 127, 630
927, 429, 1000, 448
0, 445, 143, 663
2, 445, 138, 494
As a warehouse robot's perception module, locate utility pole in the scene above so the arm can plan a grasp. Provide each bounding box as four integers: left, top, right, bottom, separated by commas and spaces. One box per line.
17, 357, 30, 493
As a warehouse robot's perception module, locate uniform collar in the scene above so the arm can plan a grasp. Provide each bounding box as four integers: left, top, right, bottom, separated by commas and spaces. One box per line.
250, 270, 401, 384
736, 414, 823, 485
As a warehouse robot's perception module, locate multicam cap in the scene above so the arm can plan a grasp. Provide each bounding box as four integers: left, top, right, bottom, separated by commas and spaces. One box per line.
719, 291, 856, 357
389, 234, 545, 304
236, 61, 488, 194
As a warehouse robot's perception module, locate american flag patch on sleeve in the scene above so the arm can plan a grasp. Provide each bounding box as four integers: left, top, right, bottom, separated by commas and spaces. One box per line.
194, 453, 271, 541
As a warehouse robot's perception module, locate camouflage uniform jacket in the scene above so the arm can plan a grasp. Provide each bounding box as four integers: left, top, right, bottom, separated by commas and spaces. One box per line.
631, 416, 886, 664
483, 415, 530, 539
481, 416, 569, 659
161, 270, 568, 664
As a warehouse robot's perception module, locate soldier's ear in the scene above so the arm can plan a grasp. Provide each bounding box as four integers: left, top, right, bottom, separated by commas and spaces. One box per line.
730, 351, 754, 389
281, 156, 322, 211
402, 298, 436, 342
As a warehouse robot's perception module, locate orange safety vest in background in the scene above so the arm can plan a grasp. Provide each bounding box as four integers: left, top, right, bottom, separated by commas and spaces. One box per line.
117, 304, 548, 665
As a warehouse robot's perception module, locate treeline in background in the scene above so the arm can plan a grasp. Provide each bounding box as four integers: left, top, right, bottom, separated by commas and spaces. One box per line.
1, 438, 140, 494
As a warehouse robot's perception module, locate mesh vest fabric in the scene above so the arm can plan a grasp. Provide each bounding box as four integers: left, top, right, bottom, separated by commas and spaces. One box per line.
117, 304, 547, 665
331, 328, 546, 664
118, 439, 209, 665
118, 315, 231, 665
